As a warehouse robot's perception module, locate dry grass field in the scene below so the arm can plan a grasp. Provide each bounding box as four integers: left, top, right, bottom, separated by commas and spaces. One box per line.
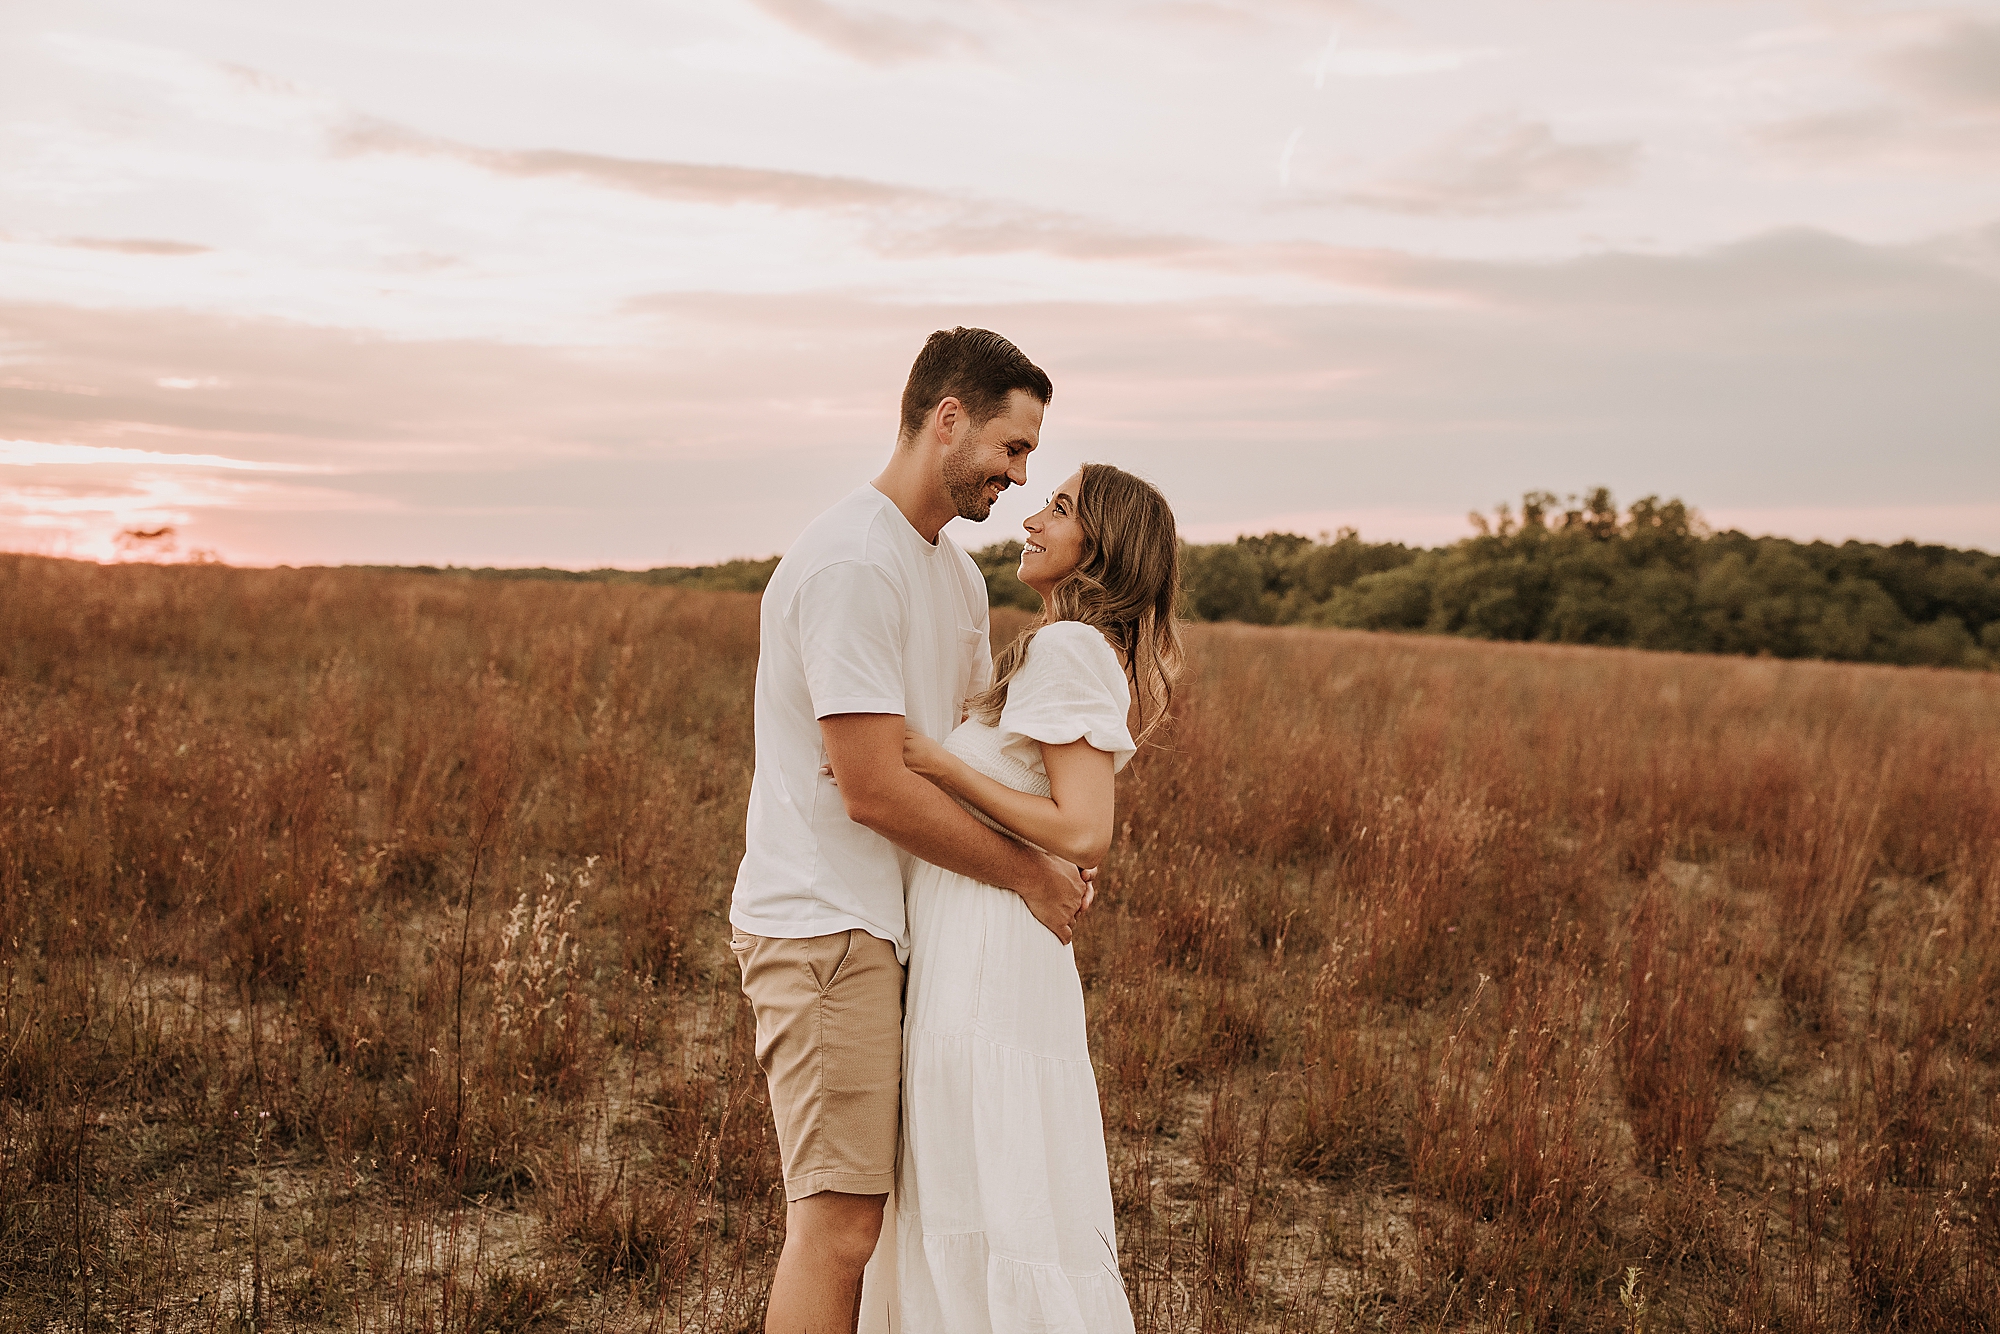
2, 552, 1997, 1332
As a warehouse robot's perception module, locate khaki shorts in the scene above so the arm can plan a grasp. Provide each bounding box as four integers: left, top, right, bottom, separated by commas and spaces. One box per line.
730, 928, 904, 1202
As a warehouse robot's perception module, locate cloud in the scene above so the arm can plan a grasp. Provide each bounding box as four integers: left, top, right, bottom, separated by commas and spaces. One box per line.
1, 376, 103, 397
334, 118, 1318, 279
1400, 226, 1999, 312
1752, 18, 2000, 167
1321, 45, 1497, 78
57, 237, 212, 256
1143, 3, 1269, 32
1881, 18, 2000, 109
741, 0, 979, 65
336, 120, 919, 210
1917, 220, 2000, 280
320, 115, 1974, 312
0, 439, 314, 471
1754, 100, 2000, 168
877, 214, 1216, 266
1756, 105, 1904, 157
1338, 115, 1639, 215
3, 217, 1994, 565
46, 32, 335, 129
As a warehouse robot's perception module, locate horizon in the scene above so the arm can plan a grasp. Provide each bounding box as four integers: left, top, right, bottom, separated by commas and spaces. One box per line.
3, 0, 1997, 565
38, 489, 2000, 572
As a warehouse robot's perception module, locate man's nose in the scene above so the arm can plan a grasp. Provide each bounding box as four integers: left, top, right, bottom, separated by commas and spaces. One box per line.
1006, 455, 1029, 486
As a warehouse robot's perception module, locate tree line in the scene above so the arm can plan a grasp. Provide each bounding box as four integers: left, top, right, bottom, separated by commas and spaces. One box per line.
390, 488, 1999, 670
976, 488, 2000, 670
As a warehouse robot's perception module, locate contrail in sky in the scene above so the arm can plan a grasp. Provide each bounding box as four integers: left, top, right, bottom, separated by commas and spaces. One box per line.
1314, 27, 1342, 89
1287, 27, 1340, 189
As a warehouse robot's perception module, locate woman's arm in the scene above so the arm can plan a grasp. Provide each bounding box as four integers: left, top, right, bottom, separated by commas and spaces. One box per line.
903, 731, 1115, 868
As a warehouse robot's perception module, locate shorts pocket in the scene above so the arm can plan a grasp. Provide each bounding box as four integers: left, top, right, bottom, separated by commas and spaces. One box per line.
820, 929, 861, 993
803, 930, 856, 993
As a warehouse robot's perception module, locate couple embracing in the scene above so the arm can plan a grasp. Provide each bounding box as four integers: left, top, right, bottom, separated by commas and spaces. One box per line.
728, 327, 1183, 1334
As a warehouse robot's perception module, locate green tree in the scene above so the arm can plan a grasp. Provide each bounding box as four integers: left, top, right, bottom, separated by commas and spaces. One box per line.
1186, 488, 1999, 673
1182, 541, 1269, 623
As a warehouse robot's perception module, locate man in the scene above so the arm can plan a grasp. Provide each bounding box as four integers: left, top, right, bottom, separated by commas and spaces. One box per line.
729, 328, 1091, 1334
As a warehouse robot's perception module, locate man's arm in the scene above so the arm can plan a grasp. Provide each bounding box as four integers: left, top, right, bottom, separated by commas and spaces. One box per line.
820, 713, 1088, 943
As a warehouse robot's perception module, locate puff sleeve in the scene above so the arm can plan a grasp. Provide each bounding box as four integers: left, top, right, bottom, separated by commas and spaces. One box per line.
996, 620, 1137, 775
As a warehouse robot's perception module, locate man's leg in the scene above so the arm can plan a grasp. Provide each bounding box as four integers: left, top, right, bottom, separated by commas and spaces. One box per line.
766, 1190, 886, 1333
731, 929, 903, 1334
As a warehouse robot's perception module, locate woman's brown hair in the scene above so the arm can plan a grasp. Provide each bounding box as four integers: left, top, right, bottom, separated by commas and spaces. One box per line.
968, 463, 1185, 748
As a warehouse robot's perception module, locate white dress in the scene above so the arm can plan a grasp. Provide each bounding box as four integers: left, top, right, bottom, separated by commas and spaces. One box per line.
862, 620, 1138, 1334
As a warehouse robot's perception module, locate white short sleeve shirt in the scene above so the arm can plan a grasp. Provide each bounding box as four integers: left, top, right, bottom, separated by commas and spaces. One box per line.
731, 485, 993, 961
994, 621, 1137, 777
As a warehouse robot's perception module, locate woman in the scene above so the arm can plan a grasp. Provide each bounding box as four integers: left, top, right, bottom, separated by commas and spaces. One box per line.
886, 463, 1183, 1333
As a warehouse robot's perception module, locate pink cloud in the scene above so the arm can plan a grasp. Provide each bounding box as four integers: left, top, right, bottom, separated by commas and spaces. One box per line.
57, 237, 212, 256
743, 0, 980, 65
3, 216, 1993, 566
1333, 115, 1639, 215
335, 120, 921, 210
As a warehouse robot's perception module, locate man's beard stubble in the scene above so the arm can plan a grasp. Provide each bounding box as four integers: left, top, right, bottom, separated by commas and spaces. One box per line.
941, 437, 1001, 522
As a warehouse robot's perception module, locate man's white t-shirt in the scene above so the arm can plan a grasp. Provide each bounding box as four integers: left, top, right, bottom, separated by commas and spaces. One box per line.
731, 484, 993, 962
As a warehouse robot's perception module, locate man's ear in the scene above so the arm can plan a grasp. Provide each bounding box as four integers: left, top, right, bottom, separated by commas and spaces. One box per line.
932, 396, 963, 448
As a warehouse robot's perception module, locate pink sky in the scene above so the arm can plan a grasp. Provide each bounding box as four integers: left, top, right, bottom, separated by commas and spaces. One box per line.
3, 0, 1997, 565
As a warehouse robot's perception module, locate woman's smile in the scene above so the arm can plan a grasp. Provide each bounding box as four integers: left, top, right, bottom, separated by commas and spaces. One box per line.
1018, 469, 1085, 595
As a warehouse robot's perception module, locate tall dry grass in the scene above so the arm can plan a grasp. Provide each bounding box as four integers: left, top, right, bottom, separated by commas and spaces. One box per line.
3, 553, 1998, 1331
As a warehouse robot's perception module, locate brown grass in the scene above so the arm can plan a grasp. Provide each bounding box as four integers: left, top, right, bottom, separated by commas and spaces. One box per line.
3, 552, 1999, 1331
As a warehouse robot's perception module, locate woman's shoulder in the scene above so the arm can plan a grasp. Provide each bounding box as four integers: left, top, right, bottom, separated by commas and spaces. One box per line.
1021, 620, 1129, 697
1031, 618, 1122, 664
1001, 619, 1137, 765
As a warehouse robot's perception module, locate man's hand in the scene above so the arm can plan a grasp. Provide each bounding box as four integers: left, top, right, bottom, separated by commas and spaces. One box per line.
1017, 856, 1089, 945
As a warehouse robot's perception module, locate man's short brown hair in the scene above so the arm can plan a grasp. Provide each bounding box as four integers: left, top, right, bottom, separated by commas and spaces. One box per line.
898, 327, 1052, 443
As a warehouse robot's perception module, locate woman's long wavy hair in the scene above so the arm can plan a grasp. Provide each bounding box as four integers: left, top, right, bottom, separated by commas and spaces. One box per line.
968, 463, 1185, 748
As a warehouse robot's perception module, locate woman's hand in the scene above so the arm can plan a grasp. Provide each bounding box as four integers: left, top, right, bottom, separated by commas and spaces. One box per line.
819, 729, 953, 787
902, 727, 950, 780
